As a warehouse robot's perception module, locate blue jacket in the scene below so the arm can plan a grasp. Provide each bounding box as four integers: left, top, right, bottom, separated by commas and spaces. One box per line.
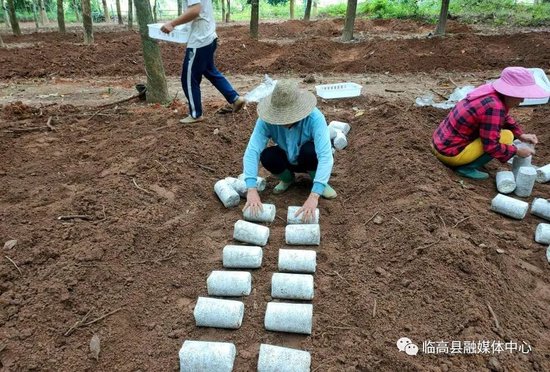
243, 108, 333, 194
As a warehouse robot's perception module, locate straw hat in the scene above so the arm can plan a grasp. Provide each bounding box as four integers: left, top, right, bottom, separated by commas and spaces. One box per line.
257, 80, 317, 125
493, 67, 550, 99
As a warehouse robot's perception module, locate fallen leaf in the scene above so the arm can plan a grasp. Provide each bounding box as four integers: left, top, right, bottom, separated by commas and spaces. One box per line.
496, 248, 505, 254
90, 334, 101, 361
354, 110, 365, 117
3, 240, 17, 250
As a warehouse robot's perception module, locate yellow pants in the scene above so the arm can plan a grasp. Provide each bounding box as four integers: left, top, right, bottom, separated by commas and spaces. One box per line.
433, 130, 513, 167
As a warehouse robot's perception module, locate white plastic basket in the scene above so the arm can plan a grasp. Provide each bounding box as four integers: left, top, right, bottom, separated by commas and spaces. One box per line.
147, 23, 190, 44
315, 82, 362, 99
520, 68, 550, 106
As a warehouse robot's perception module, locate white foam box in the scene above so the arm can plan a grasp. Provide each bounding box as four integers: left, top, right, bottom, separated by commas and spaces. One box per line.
147, 23, 189, 44
520, 68, 550, 106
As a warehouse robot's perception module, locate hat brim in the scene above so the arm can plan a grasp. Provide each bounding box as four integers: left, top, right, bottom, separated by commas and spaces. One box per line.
493, 79, 550, 99
257, 90, 317, 125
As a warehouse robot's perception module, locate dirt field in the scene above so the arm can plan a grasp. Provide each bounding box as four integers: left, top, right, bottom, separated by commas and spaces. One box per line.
1, 19, 550, 371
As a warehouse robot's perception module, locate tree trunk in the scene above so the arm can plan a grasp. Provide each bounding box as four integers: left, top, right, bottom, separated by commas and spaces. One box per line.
6, 0, 21, 36
116, 0, 123, 24
1, 0, 11, 29
102, 0, 110, 22
153, 0, 157, 22
342, 0, 357, 41
57, 0, 66, 32
304, 0, 312, 21
177, 0, 182, 15
312, 0, 317, 18
127, 0, 133, 29
72, 0, 81, 21
225, 0, 230, 22
133, 0, 169, 103
435, 0, 450, 36
32, 0, 40, 29
39, 0, 48, 25
250, 0, 258, 39
289, 0, 294, 19
0, 33, 5, 47
81, 0, 93, 44
221, 0, 225, 22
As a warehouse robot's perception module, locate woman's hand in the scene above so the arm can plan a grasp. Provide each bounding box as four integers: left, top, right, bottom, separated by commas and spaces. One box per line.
295, 193, 319, 223
516, 146, 535, 158
160, 22, 174, 34
243, 188, 263, 216
519, 133, 538, 145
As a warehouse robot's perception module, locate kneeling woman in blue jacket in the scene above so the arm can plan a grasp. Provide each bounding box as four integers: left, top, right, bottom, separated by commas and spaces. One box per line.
242, 80, 336, 223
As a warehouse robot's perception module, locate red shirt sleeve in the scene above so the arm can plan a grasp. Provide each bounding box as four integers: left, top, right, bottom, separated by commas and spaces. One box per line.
479, 106, 517, 163
503, 113, 524, 138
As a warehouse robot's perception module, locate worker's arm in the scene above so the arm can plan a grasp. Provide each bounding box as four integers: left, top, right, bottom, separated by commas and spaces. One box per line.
160, 3, 201, 33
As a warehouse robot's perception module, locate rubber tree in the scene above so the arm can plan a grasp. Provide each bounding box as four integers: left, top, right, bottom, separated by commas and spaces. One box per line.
225, 0, 230, 22
177, 0, 182, 15
303, 0, 312, 21
435, 0, 450, 36
32, 0, 39, 28
6, 0, 21, 36
102, 0, 110, 22
72, 0, 81, 21
81, 0, 93, 43
341, 0, 357, 41
39, 0, 48, 24
57, 0, 66, 32
133, 0, 169, 103
152, 0, 157, 22
116, 0, 123, 24
0, 33, 5, 47
127, 0, 133, 28
289, 0, 294, 19
221, 0, 225, 22
1, 0, 11, 29
250, 0, 258, 39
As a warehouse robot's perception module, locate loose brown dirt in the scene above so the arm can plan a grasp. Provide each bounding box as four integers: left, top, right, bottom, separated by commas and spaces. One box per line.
1, 18, 550, 372
1, 19, 549, 79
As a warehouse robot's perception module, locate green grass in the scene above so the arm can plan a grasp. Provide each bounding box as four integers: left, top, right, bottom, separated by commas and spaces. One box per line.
2, 0, 550, 27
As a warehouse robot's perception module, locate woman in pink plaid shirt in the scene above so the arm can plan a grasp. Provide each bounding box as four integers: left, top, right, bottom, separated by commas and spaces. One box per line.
432, 67, 549, 179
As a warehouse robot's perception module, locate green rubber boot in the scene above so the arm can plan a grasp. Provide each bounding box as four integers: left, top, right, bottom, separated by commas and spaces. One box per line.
308, 171, 337, 199
273, 169, 295, 194
454, 154, 493, 180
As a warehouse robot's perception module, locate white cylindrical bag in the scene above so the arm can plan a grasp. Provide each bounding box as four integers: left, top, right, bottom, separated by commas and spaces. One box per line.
271, 273, 314, 300
287, 206, 319, 224
278, 249, 317, 273
512, 155, 532, 178
514, 166, 537, 197
490, 194, 529, 220
531, 198, 550, 221
257, 344, 311, 372
233, 220, 270, 246
243, 203, 276, 223
328, 120, 351, 135
264, 302, 313, 335
207, 271, 252, 297
333, 130, 348, 150
179, 340, 236, 372
536, 164, 550, 183
222, 245, 263, 269
285, 224, 320, 245
214, 179, 240, 208
535, 223, 550, 245
495, 171, 516, 194
193, 297, 244, 329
